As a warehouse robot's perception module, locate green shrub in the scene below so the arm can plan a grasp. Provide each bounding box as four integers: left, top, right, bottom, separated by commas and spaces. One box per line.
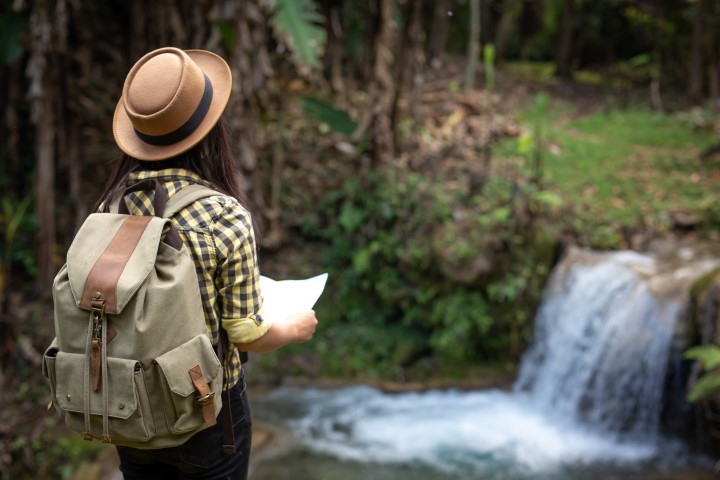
307, 168, 557, 372
685, 345, 720, 403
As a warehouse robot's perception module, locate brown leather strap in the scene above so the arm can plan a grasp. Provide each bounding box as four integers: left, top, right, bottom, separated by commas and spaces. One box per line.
118, 179, 169, 217
108, 179, 185, 251
189, 365, 216, 427
218, 328, 236, 455
164, 228, 184, 251
80, 216, 152, 314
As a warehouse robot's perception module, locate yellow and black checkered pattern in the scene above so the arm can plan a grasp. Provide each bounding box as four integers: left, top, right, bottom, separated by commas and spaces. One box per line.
111, 168, 269, 389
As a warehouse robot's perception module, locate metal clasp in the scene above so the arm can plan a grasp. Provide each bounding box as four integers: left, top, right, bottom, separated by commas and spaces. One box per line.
91, 300, 105, 339
91, 303, 105, 320
195, 392, 216, 406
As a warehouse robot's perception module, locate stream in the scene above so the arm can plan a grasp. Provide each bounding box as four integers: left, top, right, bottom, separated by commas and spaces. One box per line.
249, 386, 711, 480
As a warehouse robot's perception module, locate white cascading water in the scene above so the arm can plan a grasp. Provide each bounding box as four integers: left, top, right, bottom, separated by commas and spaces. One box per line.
514, 249, 683, 441
252, 245, 720, 478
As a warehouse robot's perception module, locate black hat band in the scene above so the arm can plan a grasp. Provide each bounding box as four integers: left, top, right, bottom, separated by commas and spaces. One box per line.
133, 74, 214, 147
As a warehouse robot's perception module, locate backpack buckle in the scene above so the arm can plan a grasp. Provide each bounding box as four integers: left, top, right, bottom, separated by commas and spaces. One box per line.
90, 300, 105, 341
90, 298, 105, 319
195, 392, 216, 406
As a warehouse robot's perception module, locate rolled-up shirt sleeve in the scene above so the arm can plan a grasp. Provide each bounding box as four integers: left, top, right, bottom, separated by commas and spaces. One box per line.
212, 198, 271, 344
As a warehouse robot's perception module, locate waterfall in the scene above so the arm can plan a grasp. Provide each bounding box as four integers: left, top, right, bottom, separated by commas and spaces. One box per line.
515, 246, 719, 441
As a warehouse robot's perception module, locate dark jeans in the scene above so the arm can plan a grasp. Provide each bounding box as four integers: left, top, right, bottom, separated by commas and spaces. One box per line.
117, 377, 252, 480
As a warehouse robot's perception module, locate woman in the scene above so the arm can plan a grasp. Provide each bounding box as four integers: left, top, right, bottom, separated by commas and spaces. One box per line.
98, 47, 318, 479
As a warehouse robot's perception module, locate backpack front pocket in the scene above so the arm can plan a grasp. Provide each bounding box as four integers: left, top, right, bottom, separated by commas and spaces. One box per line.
154, 334, 223, 434
54, 351, 151, 442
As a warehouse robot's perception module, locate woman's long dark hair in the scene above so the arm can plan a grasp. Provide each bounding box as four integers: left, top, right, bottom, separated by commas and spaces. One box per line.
93, 119, 251, 213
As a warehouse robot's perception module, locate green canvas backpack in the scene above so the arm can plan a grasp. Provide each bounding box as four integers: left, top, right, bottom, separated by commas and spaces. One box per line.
43, 180, 228, 449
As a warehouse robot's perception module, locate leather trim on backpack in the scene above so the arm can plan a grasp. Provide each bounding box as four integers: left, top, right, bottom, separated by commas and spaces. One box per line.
189, 364, 217, 427
80, 216, 153, 314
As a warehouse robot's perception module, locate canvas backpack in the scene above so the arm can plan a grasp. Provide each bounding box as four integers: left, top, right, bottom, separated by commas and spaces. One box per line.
43, 179, 230, 449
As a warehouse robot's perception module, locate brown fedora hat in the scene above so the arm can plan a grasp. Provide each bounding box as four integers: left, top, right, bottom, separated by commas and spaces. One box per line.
113, 47, 232, 161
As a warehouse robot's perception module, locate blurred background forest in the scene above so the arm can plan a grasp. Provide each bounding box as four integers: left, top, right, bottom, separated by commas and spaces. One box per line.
2, 0, 720, 477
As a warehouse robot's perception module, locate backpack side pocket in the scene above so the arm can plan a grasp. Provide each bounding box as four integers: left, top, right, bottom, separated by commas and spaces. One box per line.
154, 334, 223, 434
42, 346, 60, 414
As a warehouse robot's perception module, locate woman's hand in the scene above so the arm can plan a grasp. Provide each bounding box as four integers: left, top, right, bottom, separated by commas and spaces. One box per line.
235, 310, 318, 352
285, 310, 318, 343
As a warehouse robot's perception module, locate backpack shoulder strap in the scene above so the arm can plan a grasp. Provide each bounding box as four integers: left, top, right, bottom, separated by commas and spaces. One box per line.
163, 184, 226, 219
164, 183, 241, 454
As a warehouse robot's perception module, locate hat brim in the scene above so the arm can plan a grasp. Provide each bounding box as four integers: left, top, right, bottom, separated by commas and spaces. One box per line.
113, 50, 232, 161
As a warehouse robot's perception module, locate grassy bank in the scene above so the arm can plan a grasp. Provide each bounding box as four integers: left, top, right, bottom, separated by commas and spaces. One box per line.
495, 100, 719, 247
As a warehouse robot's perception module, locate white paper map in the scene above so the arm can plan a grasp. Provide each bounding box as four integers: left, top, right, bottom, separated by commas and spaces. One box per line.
259, 273, 328, 324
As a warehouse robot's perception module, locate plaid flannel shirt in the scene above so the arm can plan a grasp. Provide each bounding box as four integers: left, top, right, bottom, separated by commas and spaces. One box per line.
111, 167, 269, 389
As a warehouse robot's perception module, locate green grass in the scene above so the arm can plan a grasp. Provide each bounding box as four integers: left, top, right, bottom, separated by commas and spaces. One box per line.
496, 102, 720, 245
503, 61, 557, 83
503, 61, 635, 88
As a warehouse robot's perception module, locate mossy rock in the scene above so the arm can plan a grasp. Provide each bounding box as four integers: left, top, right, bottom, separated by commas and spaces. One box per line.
687, 267, 720, 346
431, 219, 504, 284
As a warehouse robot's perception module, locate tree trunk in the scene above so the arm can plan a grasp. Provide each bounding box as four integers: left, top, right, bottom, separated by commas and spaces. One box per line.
712, 36, 720, 102
353, 0, 396, 167
391, 0, 424, 153
28, 0, 67, 292
66, 1, 92, 230
706, 2, 720, 103
129, 0, 149, 60
209, 1, 273, 226
407, 0, 425, 122
710, 63, 719, 102
689, 0, 706, 101
494, 0, 523, 62
428, 0, 451, 69
323, 0, 345, 92
264, 81, 289, 251
362, 0, 381, 85
464, 0, 481, 91
1, 64, 22, 177
67, 116, 85, 230
555, 0, 575, 80
650, 77, 663, 113
35, 105, 56, 290
0, 61, 21, 370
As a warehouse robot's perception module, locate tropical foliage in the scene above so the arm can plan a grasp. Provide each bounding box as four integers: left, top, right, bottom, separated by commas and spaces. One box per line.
685, 345, 720, 403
